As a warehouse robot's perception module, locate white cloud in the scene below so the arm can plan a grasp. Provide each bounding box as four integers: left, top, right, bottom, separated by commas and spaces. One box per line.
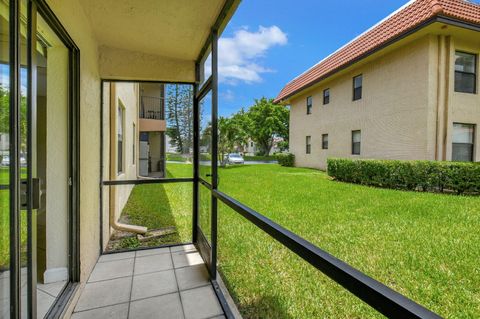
220, 89, 235, 101
219, 25, 287, 84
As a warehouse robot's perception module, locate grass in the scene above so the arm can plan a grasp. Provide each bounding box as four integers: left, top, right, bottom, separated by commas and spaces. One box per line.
116, 163, 480, 318
0, 167, 28, 270
114, 165, 193, 249
166, 152, 190, 162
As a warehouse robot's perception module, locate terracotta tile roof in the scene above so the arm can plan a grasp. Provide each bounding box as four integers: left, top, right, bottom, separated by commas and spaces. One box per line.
275, 0, 480, 103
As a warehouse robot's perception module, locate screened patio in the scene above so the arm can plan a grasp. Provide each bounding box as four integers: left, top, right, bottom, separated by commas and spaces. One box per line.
3, 0, 452, 318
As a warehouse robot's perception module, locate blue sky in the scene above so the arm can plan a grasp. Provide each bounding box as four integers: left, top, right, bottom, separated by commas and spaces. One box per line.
218, 0, 415, 116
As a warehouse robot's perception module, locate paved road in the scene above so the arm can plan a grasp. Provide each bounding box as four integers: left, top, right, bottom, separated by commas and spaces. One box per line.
167, 161, 277, 165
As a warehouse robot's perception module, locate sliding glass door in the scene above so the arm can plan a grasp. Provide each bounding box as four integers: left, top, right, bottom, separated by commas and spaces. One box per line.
0, 0, 12, 317
1, 1, 79, 317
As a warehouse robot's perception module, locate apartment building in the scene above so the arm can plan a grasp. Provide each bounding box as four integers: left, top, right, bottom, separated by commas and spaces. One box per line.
275, 0, 480, 170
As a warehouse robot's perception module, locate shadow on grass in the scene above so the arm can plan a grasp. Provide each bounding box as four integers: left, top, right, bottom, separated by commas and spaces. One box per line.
231, 292, 293, 319
241, 296, 293, 319
218, 271, 293, 319
114, 183, 183, 249
219, 164, 264, 171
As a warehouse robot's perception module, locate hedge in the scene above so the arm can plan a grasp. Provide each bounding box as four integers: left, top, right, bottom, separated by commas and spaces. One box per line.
244, 155, 277, 162
327, 158, 480, 194
276, 153, 295, 167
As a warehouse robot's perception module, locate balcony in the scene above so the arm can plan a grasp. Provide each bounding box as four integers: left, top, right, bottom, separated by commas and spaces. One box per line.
140, 96, 164, 121
139, 96, 166, 132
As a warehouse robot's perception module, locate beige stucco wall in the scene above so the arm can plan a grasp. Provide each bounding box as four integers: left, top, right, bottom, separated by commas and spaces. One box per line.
109, 82, 139, 224
139, 118, 166, 132
99, 46, 195, 82
290, 36, 432, 170
290, 32, 480, 170
46, 0, 101, 283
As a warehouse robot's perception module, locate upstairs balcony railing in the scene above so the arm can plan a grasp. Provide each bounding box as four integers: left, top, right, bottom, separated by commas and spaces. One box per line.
140, 96, 164, 120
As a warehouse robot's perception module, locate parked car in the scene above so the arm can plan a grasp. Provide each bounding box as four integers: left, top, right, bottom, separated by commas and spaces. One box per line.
1, 156, 9, 166
226, 153, 244, 165
1, 155, 27, 166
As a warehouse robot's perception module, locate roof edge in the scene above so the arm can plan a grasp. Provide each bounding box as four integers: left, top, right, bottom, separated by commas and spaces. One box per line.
274, 14, 480, 104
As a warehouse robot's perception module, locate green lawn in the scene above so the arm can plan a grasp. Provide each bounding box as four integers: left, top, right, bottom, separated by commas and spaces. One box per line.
166, 152, 190, 162
0, 188, 9, 270
117, 163, 480, 318
115, 182, 192, 248
0, 167, 28, 271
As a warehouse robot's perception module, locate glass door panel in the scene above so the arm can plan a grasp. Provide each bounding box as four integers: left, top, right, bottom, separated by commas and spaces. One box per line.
33, 11, 70, 318
198, 89, 212, 246
0, 0, 11, 316
2, 2, 74, 317
20, 0, 30, 316
199, 91, 212, 183
196, 76, 213, 268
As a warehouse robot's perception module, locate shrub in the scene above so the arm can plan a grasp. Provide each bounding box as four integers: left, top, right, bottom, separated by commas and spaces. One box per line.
276, 153, 295, 167
243, 155, 276, 162
327, 158, 480, 195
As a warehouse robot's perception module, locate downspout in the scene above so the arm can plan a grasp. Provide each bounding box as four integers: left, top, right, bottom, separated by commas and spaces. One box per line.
434, 35, 443, 160
109, 82, 147, 235
435, 34, 451, 161
442, 36, 451, 161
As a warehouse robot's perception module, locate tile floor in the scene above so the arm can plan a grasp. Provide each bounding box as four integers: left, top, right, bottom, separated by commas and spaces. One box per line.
72, 244, 225, 319
0, 268, 66, 319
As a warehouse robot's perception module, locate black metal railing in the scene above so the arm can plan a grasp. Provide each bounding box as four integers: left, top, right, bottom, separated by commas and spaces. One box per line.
212, 189, 443, 319
140, 96, 164, 120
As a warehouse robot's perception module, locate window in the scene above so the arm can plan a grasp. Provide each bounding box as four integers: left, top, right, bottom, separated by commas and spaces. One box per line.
455, 52, 476, 93
352, 130, 361, 155
117, 103, 125, 173
306, 96, 312, 114
306, 136, 311, 154
452, 123, 475, 162
353, 75, 362, 101
323, 89, 330, 105
322, 134, 328, 149
132, 123, 136, 164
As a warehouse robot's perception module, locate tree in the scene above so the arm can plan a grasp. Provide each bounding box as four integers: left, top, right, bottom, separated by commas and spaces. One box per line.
0, 85, 27, 154
0, 86, 9, 134
217, 117, 233, 165
229, 108, 250, 152
165, 84, 193, 153
245, 97, 289, 156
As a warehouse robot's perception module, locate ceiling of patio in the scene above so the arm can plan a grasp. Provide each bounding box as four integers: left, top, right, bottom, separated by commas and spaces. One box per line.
79, 0, 227, 61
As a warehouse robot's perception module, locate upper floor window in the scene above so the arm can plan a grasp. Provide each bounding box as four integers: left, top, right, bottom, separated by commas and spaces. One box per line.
352, 130, 361, 155
323, 89, 330, 105
452, 123, 475, 162
117, 103, 125, 174
306, 96, 312, 114
455, 52, 476, 94
322, 134, 328, 149
132, 123, 136, 165
306, 136, 311, 154
353, 75, 362, 101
